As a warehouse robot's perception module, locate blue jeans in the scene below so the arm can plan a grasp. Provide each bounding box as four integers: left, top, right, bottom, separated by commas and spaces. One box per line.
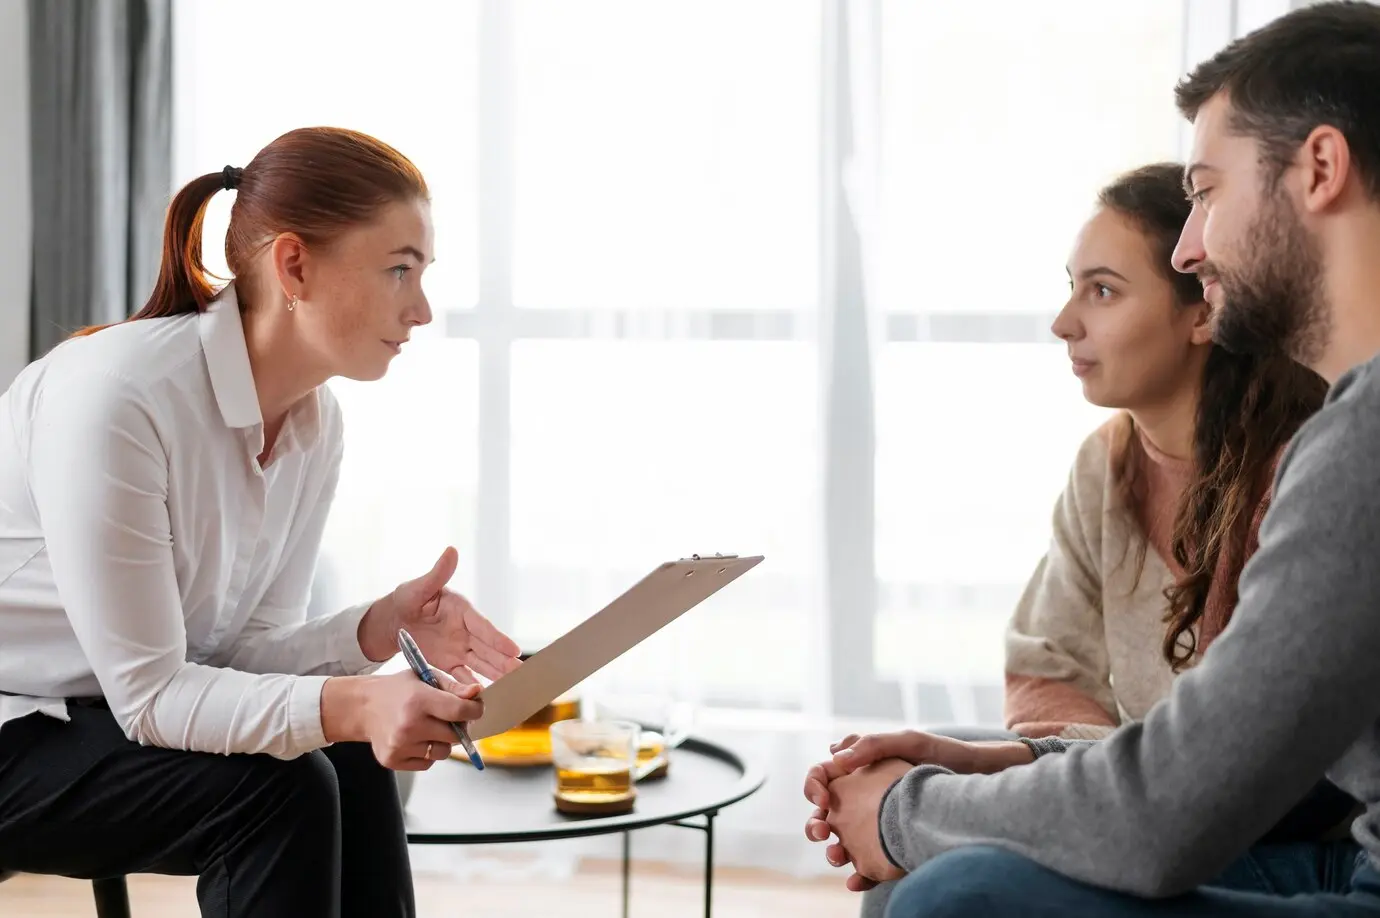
1212, 841, 1369, 896
884, 843, 1380, 918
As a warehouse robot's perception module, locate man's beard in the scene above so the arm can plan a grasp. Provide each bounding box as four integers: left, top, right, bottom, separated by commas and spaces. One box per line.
1206, 185, 1329, 366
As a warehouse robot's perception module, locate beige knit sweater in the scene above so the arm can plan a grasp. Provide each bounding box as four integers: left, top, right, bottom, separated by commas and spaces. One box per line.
1003, 417, 1272, 740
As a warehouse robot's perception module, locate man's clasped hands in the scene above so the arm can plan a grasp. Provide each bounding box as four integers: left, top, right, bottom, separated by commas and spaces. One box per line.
801, 730, 1036, 891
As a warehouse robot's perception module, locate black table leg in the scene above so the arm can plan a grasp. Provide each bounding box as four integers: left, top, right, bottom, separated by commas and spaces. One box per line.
669, 812, 721, 918
703, 811, 716, 918
621, 830, 632, 918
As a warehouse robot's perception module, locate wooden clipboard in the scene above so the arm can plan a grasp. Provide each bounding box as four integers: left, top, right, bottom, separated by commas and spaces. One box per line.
468, 554, 763, 740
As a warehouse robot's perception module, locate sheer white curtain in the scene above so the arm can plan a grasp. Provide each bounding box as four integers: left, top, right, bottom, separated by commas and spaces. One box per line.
172, 0, 1288, 879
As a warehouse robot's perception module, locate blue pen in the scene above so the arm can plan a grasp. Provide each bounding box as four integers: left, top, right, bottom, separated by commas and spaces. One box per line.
397, 628, 485, 770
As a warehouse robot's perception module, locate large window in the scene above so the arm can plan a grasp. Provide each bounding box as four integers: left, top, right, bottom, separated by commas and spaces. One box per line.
176, 0, 1237, 723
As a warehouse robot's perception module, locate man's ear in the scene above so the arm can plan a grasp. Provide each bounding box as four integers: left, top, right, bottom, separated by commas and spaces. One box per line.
1298, 124, 1352, 216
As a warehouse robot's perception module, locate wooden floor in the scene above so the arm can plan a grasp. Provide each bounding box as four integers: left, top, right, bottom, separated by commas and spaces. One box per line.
0, 858, 857, 917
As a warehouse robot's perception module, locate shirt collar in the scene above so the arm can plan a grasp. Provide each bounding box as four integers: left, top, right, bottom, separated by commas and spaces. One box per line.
200, 284, 261, 430
198, 283, 324, 456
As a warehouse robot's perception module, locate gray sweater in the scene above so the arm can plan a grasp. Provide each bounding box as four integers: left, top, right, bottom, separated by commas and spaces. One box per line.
879, 352, 1380, 898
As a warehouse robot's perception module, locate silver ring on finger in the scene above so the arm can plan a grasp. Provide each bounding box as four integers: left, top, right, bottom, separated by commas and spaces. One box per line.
426, 741, 434, 760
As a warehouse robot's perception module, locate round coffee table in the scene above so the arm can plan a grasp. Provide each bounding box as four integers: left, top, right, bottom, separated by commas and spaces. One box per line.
405, 735, 764, 918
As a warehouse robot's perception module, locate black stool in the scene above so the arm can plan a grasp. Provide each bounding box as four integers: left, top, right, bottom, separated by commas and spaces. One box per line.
0, 870, 131, 917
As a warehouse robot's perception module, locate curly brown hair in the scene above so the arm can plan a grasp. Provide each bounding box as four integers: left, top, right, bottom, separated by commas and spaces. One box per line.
1098, 163, 1328, 670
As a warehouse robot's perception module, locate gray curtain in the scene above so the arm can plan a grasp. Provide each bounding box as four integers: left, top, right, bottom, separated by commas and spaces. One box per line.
27, 0, 171, 358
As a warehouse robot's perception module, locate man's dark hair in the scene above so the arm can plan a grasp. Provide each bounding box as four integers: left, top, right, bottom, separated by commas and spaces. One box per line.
1175, 0, 1380, 199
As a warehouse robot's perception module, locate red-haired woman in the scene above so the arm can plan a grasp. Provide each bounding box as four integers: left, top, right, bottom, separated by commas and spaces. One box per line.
0, 127, 521, 917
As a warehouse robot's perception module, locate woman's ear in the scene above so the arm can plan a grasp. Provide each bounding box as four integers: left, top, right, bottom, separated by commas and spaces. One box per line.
270, 233, 309, 303
1189, 301, 1215, 346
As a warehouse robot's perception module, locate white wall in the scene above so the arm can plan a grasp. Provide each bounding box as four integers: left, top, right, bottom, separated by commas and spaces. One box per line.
0, 0, 30, 389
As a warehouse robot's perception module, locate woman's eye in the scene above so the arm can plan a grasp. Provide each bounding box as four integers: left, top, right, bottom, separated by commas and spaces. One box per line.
1095, 283, 1114, 299
391, 265, 412, 281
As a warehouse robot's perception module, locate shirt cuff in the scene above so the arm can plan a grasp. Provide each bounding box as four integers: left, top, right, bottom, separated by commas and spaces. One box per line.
328, 600, 388, 675
288, 675, 330, 754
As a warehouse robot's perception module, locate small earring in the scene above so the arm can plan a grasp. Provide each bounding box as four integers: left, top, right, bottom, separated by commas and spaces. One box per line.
288, 295, 298, 312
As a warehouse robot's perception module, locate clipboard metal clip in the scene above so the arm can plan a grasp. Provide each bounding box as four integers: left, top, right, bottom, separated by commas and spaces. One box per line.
685, 553, 739, 561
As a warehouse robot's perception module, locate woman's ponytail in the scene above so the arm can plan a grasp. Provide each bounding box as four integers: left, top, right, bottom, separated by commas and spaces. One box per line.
69, 170, 229, 338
